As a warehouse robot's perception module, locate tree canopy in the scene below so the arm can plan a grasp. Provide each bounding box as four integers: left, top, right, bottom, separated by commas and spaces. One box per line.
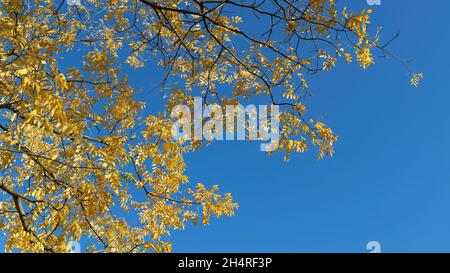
0, 0, 421, 252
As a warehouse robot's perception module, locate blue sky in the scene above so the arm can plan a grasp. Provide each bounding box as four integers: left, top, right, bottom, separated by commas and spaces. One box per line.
2, 0, 450, 253
168, 0, 450, 253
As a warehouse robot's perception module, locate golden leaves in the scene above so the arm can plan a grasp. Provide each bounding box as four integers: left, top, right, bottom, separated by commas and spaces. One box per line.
356, 46, 374, 69
344, 53, 353, 64
0, 0, 419, 253
411, 73, 424, 87
55, 73, 69, 91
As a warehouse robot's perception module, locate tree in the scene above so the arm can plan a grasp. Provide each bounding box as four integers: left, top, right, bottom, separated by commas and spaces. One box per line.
0, 0, 421, 252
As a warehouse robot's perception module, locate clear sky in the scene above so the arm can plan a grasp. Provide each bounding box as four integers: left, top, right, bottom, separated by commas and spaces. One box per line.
167, 0, 450, 253
2, 0, 450, 253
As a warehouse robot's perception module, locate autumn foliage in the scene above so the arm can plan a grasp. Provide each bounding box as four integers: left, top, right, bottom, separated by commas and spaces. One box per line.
0, 0, 420, 252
